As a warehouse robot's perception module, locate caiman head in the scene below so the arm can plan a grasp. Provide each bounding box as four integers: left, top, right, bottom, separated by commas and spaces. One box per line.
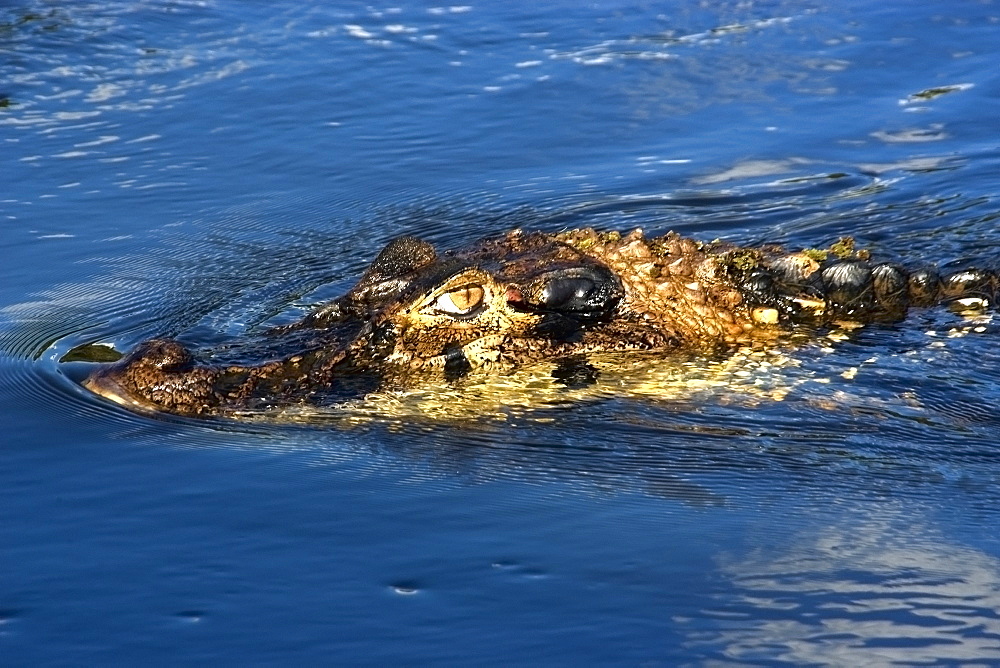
87, 225, 984, 417
84, 231, 634, 416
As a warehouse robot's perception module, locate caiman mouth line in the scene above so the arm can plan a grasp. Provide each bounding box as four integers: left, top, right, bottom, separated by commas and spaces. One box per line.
80, 227, 999, 419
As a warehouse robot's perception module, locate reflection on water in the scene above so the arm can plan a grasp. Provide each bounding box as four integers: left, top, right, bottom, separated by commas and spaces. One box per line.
695, 508, 1000, 663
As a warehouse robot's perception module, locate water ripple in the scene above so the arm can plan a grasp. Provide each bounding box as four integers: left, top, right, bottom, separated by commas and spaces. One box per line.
2, 175, 1000, 504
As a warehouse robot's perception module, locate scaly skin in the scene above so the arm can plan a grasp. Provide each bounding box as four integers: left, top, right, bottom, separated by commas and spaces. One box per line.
83, 228, 997, 416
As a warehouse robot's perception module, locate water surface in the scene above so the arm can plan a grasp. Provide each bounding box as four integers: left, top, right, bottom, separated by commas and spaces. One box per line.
3, 1, 1000, 664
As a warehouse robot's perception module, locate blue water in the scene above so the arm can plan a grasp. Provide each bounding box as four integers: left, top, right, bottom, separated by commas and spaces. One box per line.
4, 1, 1000, 664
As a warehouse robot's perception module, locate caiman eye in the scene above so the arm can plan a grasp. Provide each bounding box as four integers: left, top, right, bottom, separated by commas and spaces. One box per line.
434, 284, 485, 316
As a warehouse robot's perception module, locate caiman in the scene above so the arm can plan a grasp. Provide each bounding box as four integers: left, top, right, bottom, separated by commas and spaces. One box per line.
83, 228, 997, 417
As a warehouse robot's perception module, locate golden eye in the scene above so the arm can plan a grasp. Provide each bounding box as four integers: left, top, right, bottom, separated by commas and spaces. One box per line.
434, 284, 485, 316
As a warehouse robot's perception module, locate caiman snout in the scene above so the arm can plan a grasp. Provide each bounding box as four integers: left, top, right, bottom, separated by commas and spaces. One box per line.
83, 367, 161, 412
84, 339, 221, 415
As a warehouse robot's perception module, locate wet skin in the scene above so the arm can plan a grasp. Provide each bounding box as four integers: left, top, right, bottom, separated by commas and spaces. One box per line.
84, 228, 998, 416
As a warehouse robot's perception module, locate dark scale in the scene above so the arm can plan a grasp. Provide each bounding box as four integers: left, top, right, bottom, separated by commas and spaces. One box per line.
738, 268, 801, 317
907, 269, 942, 307
442, 344, 473, 382
740, 269, 777, 301
871, 263, 909, 308
939, 269, 997, 303
817, 260, 875, 315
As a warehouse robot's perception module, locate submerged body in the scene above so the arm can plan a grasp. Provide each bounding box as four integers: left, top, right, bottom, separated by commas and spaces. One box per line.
84, 228, 997, 417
